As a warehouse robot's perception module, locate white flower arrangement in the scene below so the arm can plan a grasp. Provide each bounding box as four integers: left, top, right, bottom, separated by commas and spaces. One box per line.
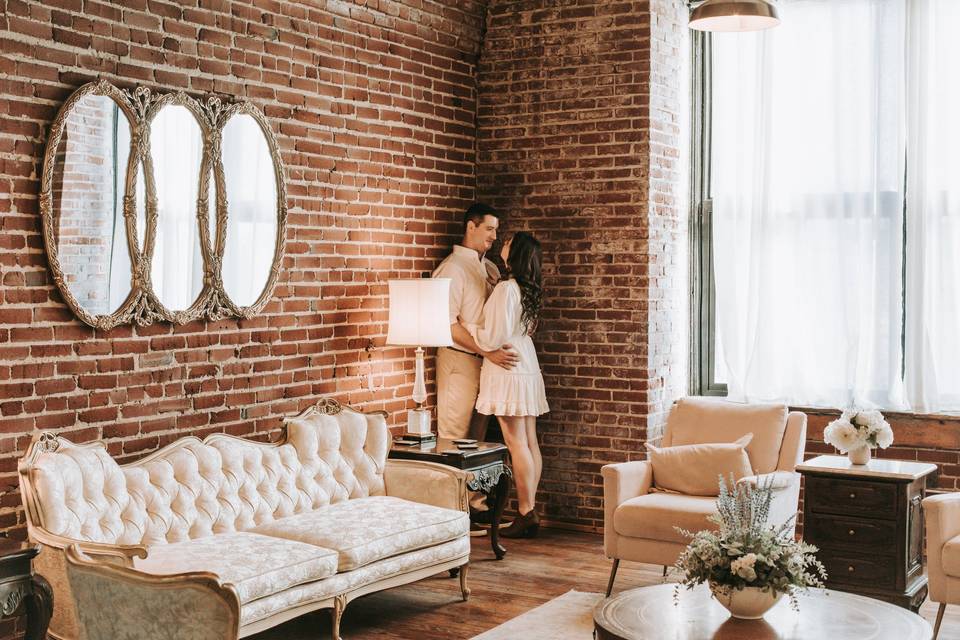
823, 408, 893, 453
674, 477, 826, 609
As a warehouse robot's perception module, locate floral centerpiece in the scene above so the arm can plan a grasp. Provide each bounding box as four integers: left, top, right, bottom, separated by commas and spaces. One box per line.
674, 478, 826, 619
823, 408, 893, 465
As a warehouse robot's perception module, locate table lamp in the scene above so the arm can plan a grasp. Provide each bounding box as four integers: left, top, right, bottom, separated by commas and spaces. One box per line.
386, 278, 453, 436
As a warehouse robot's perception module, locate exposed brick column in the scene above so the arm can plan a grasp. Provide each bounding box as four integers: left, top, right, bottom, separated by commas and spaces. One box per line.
476, 0, 689, 528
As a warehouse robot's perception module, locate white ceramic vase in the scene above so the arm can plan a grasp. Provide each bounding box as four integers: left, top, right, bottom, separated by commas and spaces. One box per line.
847, 445, 872, 465
709, 583, 783, 619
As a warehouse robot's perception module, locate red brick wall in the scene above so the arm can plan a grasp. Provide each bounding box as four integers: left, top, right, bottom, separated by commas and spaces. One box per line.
475, 0, 689, 529
0, 0, 488, 561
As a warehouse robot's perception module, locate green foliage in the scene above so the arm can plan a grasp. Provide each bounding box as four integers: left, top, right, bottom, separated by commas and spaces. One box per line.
674, 475, 827, 608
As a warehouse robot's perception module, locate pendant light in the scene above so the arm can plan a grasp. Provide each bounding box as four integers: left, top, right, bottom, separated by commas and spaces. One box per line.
689, 0, 781, 32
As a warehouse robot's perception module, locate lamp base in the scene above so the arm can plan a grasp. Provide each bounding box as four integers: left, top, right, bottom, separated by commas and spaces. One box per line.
406, 408, 432, 435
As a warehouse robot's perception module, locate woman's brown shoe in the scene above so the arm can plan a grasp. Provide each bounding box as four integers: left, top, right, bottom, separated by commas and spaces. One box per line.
500, 509, 540, 538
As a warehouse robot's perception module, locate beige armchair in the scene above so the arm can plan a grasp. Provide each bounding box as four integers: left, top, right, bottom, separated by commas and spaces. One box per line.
65, 545, 240, 640
922, 492, 960, 639
602, 397, 807, 596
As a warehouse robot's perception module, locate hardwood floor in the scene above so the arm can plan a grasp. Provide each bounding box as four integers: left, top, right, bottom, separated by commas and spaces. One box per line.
250, 528, 960, 639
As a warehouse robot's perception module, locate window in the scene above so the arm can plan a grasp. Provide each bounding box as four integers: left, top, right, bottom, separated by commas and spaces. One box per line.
692, 0, 960, 413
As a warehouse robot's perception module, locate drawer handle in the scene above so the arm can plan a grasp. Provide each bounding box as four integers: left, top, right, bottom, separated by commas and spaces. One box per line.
849, 493, 856, 499
848, 530, 855, 536
848, 565, 855, 573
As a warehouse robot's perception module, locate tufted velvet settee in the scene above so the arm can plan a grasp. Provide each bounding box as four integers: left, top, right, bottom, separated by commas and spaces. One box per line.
18, 399, 472, 640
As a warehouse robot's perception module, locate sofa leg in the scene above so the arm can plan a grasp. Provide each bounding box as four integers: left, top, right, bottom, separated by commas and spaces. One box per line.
662, 565, 668, 578
934, 602, 946, 640
459, 564, 471, 601
332, 594, 346, 640
605, 559, 620, 598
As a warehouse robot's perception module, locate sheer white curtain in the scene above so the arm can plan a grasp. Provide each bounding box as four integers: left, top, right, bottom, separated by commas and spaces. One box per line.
711, 0, 907, 408
904, 0, 960, 412
220, 114, 278, 308
150, 105, 205, 311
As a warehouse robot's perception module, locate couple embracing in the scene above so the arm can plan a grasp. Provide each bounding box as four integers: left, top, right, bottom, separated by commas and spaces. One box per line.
433, 203, 548, 539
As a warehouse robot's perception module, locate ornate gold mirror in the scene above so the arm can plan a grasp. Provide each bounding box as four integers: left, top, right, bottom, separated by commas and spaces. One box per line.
41, 80, 286, 329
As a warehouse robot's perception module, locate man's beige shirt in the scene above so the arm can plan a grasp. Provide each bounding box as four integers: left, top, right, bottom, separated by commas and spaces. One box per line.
432, 245, 500, 353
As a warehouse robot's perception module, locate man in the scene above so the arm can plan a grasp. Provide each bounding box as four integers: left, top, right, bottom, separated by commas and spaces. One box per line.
433, 202, 519, 441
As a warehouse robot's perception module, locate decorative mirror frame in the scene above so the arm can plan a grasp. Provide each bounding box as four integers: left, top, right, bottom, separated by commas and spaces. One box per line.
40, 79, 288, 329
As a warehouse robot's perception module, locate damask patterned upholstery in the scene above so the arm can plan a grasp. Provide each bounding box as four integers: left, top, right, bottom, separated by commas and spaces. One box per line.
134, 532, 339, 603
251, 495, 469, 571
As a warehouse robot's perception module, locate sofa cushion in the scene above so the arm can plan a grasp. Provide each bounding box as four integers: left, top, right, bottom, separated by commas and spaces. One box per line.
613, 493, 718, 544
135, 532, 338, 604
665, 397, 789, 474
647, 434, 753, 497
250, 495, 469, 571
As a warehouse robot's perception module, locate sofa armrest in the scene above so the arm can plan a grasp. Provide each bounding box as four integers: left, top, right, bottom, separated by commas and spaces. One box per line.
66, 546, 241, 640
383, 459, 470, 513
601, 461, 652, 558
737, 471, 798, 492
30, 524, 148, 568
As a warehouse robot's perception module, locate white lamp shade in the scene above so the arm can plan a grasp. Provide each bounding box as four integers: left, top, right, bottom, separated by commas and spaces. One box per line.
386, 279, 454, 347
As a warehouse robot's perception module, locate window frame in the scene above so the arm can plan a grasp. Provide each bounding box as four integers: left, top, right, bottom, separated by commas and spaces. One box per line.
689, 31, 726, 397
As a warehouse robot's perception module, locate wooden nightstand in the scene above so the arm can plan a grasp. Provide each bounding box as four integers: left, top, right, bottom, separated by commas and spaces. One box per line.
0, 538, 53, 640
797, 455, 937, 611
389, 438, 512, 560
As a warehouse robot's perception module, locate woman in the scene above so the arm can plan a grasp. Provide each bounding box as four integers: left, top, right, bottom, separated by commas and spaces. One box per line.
465, 231, 548, 538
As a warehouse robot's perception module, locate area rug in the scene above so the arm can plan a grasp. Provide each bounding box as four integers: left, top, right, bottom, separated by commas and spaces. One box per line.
470, 590, 601, 640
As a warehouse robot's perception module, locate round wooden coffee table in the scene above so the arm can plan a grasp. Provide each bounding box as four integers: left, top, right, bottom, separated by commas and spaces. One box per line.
595, 584, 932, 640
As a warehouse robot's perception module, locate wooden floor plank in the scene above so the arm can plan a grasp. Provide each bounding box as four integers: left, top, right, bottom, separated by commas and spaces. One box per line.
250, 528, 960, 639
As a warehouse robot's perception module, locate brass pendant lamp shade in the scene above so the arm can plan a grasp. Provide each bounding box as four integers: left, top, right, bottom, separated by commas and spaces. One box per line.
689, 0, 781, 32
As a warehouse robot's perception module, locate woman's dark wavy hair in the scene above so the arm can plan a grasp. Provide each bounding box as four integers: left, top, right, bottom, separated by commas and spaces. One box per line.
506, 231, 543, 335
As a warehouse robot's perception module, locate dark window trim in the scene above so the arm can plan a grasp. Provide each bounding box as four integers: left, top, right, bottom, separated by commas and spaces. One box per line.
689, 32, 726, 397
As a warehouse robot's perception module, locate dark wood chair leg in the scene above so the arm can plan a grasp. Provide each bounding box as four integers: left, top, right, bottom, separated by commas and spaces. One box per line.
934, 602, 946, 640
24, 574, 53, 640
605, 559, 620, 597
490, 471, 510, 559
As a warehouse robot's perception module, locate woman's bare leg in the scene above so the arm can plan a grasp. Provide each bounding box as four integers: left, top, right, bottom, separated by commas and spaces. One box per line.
498, 415, 535, 514
525, 416, 541, 501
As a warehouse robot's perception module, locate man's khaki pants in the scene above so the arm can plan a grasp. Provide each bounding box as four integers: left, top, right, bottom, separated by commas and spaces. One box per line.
437, 347, 491, 512
436, 347, 491, 441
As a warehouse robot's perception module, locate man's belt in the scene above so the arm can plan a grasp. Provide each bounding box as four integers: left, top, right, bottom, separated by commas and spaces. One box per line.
445, 346, 482, 359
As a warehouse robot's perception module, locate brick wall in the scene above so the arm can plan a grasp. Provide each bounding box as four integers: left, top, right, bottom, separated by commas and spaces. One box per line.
476, 0, 689, 529
0, 0, 488, 565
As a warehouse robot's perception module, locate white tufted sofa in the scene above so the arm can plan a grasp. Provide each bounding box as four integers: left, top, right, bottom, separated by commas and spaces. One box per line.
18, 399, 472, 640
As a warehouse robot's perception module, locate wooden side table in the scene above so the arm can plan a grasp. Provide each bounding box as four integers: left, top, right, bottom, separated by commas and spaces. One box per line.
797, 455, 937, 611
389, 438, 512, 559
0, 538, 53, 640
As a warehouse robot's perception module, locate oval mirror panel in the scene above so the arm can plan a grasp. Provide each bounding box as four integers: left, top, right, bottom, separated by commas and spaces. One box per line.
205, 169, 217, 252
50, 93, 134, 317
149, 104, 204, 312
221, 113, 279, 308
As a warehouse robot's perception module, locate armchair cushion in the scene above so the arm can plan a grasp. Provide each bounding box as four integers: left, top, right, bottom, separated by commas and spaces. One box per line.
135, 532, 338, 604
613, 493, 718, 544
666, 398, 788, 474
647, 434, 753, 497
250, 496, 468, 571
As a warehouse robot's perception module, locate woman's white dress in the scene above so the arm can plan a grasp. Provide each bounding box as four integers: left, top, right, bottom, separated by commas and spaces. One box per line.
469, 279, 549, 417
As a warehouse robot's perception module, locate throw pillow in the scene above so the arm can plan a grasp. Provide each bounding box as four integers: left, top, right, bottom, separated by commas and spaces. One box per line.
646, 434, 754, 497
